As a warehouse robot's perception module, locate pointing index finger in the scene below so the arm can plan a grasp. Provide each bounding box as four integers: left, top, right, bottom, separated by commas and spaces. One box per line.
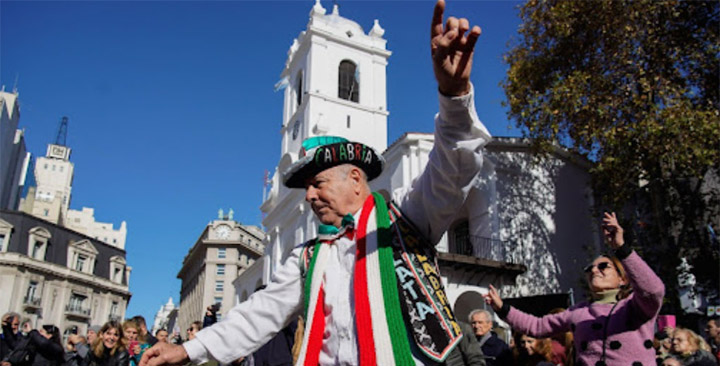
431, 0, 446, 39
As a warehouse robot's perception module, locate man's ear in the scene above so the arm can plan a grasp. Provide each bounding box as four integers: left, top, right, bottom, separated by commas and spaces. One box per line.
349, 167, 364, 192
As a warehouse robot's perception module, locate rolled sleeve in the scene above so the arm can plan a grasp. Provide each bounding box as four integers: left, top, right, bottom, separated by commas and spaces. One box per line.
398, 83, 491, 244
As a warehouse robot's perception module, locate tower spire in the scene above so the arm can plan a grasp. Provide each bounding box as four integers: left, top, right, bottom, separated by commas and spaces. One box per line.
55, 116, 69, 146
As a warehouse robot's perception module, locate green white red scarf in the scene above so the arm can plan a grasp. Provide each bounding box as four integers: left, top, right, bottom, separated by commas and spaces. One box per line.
296, 192, 414, 366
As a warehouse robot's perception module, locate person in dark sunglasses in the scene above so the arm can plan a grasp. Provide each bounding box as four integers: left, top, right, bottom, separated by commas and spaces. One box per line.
484, 212, 665, 366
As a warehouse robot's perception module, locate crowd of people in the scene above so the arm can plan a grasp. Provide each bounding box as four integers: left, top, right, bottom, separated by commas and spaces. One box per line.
0, 315, 169, 366
467, 306, 720, 366
1, 299, 719, 366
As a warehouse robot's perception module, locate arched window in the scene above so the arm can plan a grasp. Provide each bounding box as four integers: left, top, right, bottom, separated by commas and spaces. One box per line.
295, 72, 303, 107
338, 60, 359, 102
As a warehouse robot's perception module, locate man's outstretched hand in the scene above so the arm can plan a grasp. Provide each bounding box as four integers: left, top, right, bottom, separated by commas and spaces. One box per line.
140, 342, 189, 366
431, 0, 481, 96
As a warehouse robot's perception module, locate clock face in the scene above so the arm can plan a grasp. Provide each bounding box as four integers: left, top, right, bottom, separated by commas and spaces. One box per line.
50, 146, 67, 158
216, 225, 231, 240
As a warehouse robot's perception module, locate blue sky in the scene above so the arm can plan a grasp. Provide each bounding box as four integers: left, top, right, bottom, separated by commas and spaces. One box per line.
1, 0, 522, 324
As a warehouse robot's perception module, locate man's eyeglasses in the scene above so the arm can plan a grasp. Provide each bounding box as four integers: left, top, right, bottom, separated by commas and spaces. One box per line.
584, 261, 612, 273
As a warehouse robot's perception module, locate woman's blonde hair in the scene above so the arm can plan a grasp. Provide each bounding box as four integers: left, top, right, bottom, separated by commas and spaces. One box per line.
92, 321, 127, 358
673, 327, 711, 354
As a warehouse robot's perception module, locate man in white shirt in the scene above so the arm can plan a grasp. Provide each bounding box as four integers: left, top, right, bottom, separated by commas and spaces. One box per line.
142, 1, 488, 365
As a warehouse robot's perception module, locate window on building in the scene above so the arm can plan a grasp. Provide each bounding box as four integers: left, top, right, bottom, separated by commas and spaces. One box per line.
31, 241, 43, 259
109, 256, 126, 284
347, 115, 351, 128
218, 248, 226, 259
25, 281, 38, 301
0, 233, 5, 251
216, 264, 225, 276
338, 60, 359, 102
52, 165, 56, 171
110, 301, 118, 316
296, 73, 303, 107
215, 281, 224, 292
43, 209, 49, 217
451, 220, 471, 256
28, 227, 50, 260
75, 255, 87, 271
68, 294, 87, 312
59, 166, 64, 172
44, 164, 48, 169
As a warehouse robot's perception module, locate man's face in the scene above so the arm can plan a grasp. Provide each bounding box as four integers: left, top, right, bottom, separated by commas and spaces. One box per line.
470, 312, 492, 337
305, 165, 359, 227
156, 330, 168, 343
87, 330, 97, 344
10, 317, 19, 333
706, 320, 720, 340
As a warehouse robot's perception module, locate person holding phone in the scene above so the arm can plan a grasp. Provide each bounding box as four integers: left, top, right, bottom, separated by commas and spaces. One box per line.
122, 321, 147, 366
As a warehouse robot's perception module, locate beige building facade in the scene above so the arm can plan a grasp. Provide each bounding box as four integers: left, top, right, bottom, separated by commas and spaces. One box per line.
0, 210, 131, 336
24, 144, 74, 225
177, 213, 264, 333
65, 207, 127, 250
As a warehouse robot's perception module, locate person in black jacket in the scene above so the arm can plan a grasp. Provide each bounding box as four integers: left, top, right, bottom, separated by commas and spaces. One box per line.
79, 321, 128, 366
29, 325, 64, 366
468, 309, 512, 366
1, 313, 21, 363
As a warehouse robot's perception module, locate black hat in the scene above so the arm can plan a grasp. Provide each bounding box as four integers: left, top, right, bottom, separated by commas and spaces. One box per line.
283, 136, 384, 188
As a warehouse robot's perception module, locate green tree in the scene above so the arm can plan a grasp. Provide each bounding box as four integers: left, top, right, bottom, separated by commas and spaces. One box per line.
502, 0, 719, 317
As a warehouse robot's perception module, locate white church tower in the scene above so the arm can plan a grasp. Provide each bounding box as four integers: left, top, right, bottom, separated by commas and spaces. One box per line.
261, 1, 391, 281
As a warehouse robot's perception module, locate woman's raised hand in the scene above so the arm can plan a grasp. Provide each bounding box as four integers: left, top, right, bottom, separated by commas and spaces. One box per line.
602, 212, 625, 250
483, 284, 503, 311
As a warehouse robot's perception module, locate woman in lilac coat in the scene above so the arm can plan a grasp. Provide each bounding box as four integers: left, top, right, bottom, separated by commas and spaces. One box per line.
485, 212, 665, 366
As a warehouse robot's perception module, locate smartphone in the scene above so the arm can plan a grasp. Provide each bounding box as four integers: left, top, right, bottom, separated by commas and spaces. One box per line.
129, 340, 139, 355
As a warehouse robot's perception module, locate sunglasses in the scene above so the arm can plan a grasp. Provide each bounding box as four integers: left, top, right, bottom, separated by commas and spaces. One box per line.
584, 261, 613, 273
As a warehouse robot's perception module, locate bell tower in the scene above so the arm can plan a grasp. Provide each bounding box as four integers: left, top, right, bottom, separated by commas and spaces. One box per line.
261, 1, 391, 280
279, 0, 390, 159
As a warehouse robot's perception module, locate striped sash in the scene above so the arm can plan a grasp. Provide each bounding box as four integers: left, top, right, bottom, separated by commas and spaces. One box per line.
297, 193, 461, 365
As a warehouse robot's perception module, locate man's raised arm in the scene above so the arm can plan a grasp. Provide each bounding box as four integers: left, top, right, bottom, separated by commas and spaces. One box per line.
398, 0, 490, 244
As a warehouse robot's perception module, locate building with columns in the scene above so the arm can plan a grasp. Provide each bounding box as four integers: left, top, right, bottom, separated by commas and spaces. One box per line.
257, 0, 599, 325
177, 211, 265, 333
